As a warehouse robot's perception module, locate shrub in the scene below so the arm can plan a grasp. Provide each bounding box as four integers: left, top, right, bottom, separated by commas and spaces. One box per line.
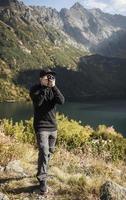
57, 114, 93, 149
1, 114, 126, 162
2, 118, 35, 144
89, 125, 126, 161
0, 142, 26, 165
91, 125, 123, 140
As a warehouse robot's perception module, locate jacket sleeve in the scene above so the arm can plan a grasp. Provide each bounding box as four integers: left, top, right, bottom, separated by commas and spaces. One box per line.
29, 86, 46, 107
52, 86, 65, 105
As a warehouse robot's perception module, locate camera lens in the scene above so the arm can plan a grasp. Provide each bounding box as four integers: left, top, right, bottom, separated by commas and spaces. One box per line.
47, 75, 55, 80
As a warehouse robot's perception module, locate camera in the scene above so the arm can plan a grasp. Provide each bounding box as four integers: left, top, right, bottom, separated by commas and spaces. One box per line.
47, 74, 55, 81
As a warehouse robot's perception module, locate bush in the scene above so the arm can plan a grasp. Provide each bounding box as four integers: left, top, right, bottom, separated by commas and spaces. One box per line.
1, 114, 126, 162
91, 125, 123, 140
2, 118, 35, 144
57, 114, 93, 149
0, 142, 26, 165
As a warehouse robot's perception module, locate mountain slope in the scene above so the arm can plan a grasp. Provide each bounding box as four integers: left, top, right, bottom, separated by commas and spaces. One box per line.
1, 0, 126, 59
0, 0, 126, 101
0, 0, 88, 101
59, 3, 126, 58
0, 2, 87, 70
29, 2, 126, 58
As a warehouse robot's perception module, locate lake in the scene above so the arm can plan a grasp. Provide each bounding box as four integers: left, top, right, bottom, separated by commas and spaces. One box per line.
0, 100, 126, 137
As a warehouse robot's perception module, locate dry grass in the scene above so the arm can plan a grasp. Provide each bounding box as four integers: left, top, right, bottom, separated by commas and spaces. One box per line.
0, 128, 126, 200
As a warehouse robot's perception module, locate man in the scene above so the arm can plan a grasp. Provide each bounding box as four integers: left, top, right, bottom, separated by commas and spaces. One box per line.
29, 68, 65, 195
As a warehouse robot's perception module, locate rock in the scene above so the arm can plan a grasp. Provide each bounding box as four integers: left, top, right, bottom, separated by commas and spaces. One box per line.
100, 180, 126, 200
5, 160, 27, 177
0, 165, 5, 172
0, 192, 9, 200
0, 0, 19, 9
30, 1, 126, 57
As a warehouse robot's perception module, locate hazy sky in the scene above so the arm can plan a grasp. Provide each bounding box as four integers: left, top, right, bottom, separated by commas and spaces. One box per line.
21, 0, 126, 16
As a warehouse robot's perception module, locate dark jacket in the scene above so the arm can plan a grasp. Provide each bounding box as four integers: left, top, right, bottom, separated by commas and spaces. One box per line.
29, 83, 65, 132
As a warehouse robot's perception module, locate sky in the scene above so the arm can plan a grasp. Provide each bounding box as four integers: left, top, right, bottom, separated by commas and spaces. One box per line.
21, 0, 126, 16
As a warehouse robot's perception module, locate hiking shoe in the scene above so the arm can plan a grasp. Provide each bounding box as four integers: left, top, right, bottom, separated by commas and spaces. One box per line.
39, 180, 48, 195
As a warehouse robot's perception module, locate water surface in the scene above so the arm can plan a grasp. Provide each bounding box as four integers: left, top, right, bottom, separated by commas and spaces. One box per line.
0, 100, 126, 136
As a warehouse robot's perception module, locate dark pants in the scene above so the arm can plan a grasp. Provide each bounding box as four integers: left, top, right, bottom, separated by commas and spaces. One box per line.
35, 130, 57, 182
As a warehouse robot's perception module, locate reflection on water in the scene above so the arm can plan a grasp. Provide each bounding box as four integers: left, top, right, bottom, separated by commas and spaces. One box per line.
0, 100, 126, 137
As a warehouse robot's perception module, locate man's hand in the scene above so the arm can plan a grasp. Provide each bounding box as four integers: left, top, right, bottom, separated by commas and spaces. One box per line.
40, 75, 56, 88
48, 79, 55, 88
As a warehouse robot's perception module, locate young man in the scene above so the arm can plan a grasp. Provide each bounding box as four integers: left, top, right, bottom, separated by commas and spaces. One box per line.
29, 68, 65, 195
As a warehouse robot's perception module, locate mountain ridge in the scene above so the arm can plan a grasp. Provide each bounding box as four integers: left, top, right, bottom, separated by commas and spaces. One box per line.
29, 1, 126, 58
1, 0, 126, 57
0, 0, 126, 101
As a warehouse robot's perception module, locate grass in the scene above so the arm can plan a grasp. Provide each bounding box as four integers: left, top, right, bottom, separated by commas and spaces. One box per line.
1, 144, 125, 199
0, 116, 126, 199
0, 78, 29, 102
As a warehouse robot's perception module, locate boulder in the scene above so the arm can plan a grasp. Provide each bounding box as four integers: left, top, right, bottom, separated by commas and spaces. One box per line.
100, 180, 126, 200
0, 165, 5, 172
5, 160, 27, 177
0, 192, 9, 200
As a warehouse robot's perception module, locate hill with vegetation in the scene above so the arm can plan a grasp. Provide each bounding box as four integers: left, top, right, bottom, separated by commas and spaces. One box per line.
0, 114, 126, 199
0, 0, 88, 101
0, 0, 126, 102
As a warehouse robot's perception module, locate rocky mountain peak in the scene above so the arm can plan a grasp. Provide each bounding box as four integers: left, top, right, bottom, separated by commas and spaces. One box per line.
71, 2, 84, 10
90, 8, 102, 15
0, 0, 126, 58
70, 2, 88, 13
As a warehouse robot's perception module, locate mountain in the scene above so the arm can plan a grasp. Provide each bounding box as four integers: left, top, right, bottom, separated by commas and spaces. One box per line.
13, 54, 126, 101
30, 2, 126, 58
0, 0, 88, 101
50, 55, 126, 101
59, 3, 126, 58
1, 0, 126, 58
0, 0, 87, 69
0, 0, 126, 101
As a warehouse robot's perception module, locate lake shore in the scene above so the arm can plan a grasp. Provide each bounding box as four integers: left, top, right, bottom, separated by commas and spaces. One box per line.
0, 100, 126, 137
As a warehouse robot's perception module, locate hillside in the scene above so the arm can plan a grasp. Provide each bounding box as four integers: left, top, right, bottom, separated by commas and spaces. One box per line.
0, 0, 88, 101
25, 2, 126, 58
0, 0, 126, 101
60, 3, 126, 58
0, 115, 126, 199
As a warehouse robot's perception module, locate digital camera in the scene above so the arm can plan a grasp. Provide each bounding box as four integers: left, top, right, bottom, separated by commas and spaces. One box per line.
47, 74, 55, 81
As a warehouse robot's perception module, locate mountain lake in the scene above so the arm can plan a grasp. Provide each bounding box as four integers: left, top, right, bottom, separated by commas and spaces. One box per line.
0, 100, 126, 137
